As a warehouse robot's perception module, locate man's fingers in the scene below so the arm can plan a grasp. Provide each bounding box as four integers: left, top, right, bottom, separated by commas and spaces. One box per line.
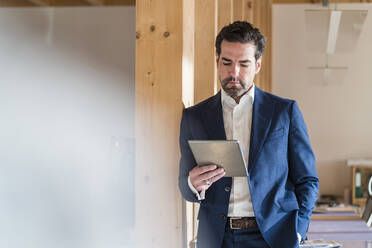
208, 171, 226, 184
193, 169, 225, 191
194, 171, 225, 191
198, 167, 225, 181
189, 164, 217, 177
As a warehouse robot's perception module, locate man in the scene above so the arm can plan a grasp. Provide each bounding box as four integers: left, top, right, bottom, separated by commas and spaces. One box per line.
178, 21, 319, 248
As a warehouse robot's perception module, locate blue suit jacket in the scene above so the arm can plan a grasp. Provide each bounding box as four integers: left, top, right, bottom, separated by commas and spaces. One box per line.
178, 87, 319, 248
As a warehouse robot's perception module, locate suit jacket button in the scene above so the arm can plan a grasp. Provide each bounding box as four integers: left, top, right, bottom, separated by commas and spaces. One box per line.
225, 186, 230, 192
220, 214, 227, 220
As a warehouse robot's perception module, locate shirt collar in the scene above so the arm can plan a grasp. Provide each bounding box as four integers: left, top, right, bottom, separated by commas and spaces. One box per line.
221, 84, 255, 109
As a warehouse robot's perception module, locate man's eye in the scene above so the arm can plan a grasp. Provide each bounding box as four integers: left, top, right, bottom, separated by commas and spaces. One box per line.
223, 62, 231, 66
240, 63, 249, 68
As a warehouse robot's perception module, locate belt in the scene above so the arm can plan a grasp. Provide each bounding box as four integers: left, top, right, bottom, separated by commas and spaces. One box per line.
228, 217, 257, 229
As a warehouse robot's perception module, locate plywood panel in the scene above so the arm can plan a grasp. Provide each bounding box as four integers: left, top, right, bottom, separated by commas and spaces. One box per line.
136, 0, 183, 247
194, 0, 217, 103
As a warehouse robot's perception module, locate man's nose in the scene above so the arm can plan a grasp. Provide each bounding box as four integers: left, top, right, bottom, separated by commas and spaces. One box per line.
229, 64, 240, 78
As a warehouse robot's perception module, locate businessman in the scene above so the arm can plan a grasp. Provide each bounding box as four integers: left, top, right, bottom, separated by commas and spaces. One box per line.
178, 21, 319, 248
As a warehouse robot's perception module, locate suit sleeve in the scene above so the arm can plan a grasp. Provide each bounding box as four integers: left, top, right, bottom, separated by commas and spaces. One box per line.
178, 109, 201, 203
288, 101, 319, 240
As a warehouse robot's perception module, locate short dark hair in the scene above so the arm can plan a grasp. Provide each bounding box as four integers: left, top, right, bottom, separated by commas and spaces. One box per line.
215, 21, 266, 61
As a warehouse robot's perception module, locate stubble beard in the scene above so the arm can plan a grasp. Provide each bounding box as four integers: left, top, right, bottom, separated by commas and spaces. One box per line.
220, 76, 250, 98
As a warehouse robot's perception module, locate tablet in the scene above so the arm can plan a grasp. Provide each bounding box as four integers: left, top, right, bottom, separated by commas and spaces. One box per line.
188, 140, 248, 177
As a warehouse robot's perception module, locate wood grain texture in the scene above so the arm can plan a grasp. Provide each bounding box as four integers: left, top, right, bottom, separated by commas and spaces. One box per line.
182, 0, 196, 246
83, 0, 104, 5
251, 0, 272, 92
136, 0, 183, 247
0, 0, 135, 6
218, 0, 233, 31
232, 0, 244, 21
194, 0, 217, 103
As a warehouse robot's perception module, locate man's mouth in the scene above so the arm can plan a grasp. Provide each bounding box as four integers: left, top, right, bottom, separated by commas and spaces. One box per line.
227, 81, 240, 87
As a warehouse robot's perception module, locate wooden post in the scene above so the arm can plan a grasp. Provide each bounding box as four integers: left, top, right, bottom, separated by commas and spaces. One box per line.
218, 0, 233, 30
251, 0, 272, 92
194, 0, 218, 103
182, 0, 196, 246
136, 0, 183, 247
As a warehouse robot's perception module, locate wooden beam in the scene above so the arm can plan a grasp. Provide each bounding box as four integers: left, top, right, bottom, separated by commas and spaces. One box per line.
243, 0, 254, 22
136, 0, 182, 247
182, 0, 195, 244
28, 0, 50, 5
105, 0, 135, 5
232, 0, 243, 21
194, 0, 218, 103
231, 0, 257, 23
51, 0, 90, 6
218, 0, 233, 31
251, 0, 272, 92
0, 0, 37, 6
84, 0, 104, 5
0, 0, 135, 7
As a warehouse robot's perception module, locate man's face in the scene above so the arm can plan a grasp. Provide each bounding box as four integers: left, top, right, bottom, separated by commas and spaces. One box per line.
216, 40, 261, 98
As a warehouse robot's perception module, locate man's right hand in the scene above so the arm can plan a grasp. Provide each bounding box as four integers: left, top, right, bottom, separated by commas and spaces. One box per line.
189, 165, 225, 192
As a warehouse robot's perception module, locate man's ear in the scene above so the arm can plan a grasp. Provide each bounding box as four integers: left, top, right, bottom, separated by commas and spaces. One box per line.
255, 57, 262, 74
216, 52, 219, 65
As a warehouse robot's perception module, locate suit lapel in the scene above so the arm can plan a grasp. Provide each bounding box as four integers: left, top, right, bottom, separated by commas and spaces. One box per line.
248, 87, 275, 172
202, 91, 226, 140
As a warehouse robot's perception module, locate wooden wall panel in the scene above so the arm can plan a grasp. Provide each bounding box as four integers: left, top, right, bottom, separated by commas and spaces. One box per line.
251, 0, 272, 92
194, 0, 217, 104
232, 0, 253, 22
136, 0, 183, 247
218, 0, 233, 31
232, 0, 243, 21
244, 0, 254, 22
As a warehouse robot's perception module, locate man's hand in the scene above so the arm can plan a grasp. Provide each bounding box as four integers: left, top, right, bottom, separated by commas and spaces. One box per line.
189, 165, 226, 192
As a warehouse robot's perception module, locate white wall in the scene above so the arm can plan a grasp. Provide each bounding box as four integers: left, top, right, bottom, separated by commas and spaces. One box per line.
0, 7, 135, 248
273, 4, 372, 196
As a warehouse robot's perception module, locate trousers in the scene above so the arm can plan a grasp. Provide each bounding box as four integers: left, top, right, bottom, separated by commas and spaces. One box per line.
221, 224, 270, 248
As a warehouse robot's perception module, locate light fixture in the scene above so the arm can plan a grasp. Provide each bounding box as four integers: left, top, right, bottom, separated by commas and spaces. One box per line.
326, 11, 341, 54
305, 3, 367, 85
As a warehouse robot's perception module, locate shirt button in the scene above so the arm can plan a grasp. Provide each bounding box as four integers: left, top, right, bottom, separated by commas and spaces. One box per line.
225, 186, 230, 192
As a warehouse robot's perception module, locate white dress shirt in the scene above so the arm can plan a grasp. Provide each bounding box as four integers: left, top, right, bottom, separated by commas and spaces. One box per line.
221, 86, 255, 217
188, 85, 255, 217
